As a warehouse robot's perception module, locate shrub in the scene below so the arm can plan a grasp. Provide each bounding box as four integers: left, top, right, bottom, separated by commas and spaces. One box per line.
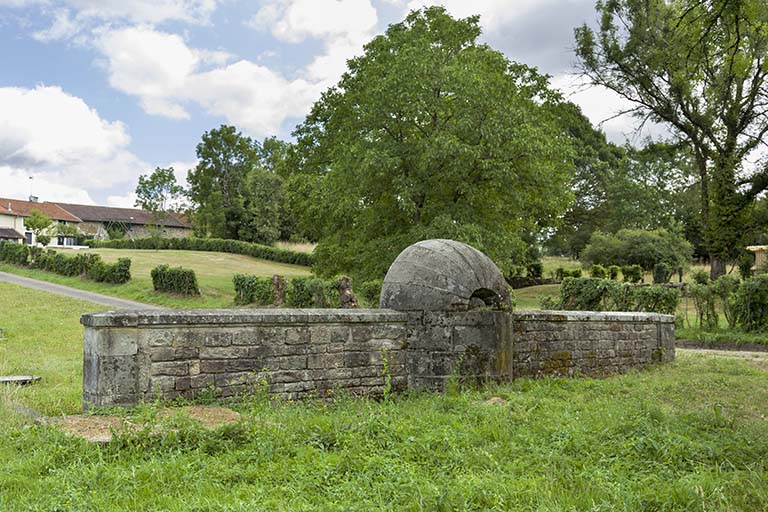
589, 264, 607, 279
1, 244, 130, 284
526, 261, 543, 279
733, 275, 768, 332
608, 265, 620, 280
233, 274, 274, 305
738, 252, 754, 279
151, 265, 200, 295
555, 277, 680, 315
690, 269, 710, 285
621, 265, 643, 283
687, 283, 719, 330
653, 263, 671, 284
358, 279, 383, 308
286, 276, 340, 308
88, 237, 315, 267
581, 228, 693, 271
711, 275, 740, 329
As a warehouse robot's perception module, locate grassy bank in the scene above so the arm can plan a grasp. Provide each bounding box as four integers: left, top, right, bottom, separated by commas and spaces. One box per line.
0, 248, 311, 309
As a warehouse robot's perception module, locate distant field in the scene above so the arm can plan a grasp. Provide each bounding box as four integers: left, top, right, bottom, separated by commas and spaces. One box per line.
274, 241, 316, 254
0, 248, 311, 309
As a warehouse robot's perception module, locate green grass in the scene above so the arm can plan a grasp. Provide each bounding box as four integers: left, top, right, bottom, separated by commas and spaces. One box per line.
0, 282, 108, 416
1, 282, 768, 509
0, 248, 311, 309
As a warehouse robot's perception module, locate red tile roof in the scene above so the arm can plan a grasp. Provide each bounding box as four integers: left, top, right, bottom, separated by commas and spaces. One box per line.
0, 197, 81, 222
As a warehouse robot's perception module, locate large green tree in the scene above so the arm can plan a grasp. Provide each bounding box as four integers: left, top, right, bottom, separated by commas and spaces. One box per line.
187, 125, 261, 239
135, 167, 184, 214
575, 0, 768, 278
287, 7, 574, 281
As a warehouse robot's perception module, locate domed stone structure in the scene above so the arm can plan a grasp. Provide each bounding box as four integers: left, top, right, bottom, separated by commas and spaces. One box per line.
379, 239, 511, 311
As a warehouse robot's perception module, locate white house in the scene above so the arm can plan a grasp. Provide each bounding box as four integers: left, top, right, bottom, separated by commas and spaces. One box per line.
0, 197, 81, 246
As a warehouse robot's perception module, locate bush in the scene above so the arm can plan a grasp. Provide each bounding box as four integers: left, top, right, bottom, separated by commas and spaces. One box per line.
526, 261, 543, 279
0, 242, 30, 266
286, 276, 340, 308
621, 265, 643, 283
738, 252, 754, 279
589, 264, 607, 279
555, 267, 582, 280
581, 228, 693, 271
690, 269, 710, 285
556, 277, 680, 315
1, 244, 130, 284
653, 263, 671, 284
88, 237, 315, 267
358, 279, 383, 308
733, 275, 768, 332
151, 265, 200, 295
233, 274, 274, 305
608, 265, 620, 280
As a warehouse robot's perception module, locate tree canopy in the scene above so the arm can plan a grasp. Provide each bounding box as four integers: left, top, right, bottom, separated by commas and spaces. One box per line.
135, 167, 184, 214
287, 7, 575, 281
575, 0, 768, 277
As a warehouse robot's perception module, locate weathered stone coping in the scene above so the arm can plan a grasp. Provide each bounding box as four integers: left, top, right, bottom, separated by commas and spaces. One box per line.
81, 309, 408, 328
513, 310, 675, 323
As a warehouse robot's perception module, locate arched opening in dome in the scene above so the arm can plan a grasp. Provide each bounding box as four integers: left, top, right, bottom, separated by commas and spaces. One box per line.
469, 287, 502, 309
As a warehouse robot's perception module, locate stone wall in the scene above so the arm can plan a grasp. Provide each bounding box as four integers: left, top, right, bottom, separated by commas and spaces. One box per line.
82, 309, 408, 408
81, 308, 674, 410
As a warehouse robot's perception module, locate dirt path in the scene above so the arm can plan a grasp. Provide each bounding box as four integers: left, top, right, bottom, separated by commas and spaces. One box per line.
0, 271, 160, 310
677, 347, 768, 362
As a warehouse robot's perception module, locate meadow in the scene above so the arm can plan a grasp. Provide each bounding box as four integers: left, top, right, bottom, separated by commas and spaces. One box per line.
1, 283, 768, 510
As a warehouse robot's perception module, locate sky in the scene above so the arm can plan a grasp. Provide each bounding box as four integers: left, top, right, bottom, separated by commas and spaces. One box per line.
0, 0, 646, 207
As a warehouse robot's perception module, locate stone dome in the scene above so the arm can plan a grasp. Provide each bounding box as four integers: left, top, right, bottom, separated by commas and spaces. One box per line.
379, 239, 511, 311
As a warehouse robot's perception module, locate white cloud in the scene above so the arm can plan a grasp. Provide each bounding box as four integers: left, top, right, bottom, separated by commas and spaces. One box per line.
250, 0, 378, 85
396, 0, 540, 31
0, 85, 148, 202
95, 26, 316, 136
32, 8, 81, 42
66, 0, 219, 24
552, 74, 669, 143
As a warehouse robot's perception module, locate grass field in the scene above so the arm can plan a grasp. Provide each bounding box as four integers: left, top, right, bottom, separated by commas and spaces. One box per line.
2, 280, 768, 509
0, 248, 311, 309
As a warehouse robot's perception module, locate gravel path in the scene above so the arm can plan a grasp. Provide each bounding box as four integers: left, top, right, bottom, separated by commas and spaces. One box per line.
0, 271, 161, 310
677, 347, 768, 361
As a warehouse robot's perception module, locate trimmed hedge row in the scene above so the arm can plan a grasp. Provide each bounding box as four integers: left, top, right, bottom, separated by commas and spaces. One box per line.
0, 242, 131, 284
151, 265, 200, 295
234, 274, 346, 308
88, 237, 315, 267
544, 277, 681, 315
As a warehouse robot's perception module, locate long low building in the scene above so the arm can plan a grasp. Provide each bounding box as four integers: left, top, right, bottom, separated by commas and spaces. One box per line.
0, 196, 193, 245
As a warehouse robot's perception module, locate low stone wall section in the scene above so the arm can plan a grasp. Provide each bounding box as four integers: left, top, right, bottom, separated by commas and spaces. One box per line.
82, 308, 674, 409
82, 309, 408, 408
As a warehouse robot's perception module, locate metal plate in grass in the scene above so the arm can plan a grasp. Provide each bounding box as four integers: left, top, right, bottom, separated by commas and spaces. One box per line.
0, 375, 41, 385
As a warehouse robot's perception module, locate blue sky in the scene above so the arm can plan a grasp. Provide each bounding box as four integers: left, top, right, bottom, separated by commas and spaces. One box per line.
0, 0, 637, 207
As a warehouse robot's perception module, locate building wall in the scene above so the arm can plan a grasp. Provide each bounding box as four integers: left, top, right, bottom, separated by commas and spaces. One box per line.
78, 221, 192, 241
82, 308, 675, 410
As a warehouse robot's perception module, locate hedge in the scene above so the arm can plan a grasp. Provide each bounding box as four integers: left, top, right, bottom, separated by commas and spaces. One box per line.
87, 237, 315, 267
358, 279, 383, 308
233, 274, 345, 308
151, 265, 200, 295
0, 242, 131, 284
233, 274, 274, 305
545, 277, 680, 315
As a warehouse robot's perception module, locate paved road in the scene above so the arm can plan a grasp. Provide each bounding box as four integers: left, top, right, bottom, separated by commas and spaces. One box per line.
0, 271, 161, 310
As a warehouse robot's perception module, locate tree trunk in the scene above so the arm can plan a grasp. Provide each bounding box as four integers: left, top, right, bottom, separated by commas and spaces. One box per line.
710, 255, 726, 280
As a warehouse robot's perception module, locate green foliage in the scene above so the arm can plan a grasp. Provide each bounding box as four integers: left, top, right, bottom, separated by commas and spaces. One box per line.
576, 0, 768, 276
526, 262, 544, 279
711, 275, 740, 329
556, 278, 680, 315
582, 229, 693, 271
151, 265, 200, 296
24, 209, 52, 239
1, 244, 130, 284
88, 236, 314, 267
691, 270, 710, 285
621, 265, 644, 284
589, 264, 607, 279
358, 279, 383, 308
738, 253, 755, 280
555, 267, 583, 280
233, 274, 274, 305
36, 234, 51, 247
286, 276, 340, 308
608, 265, 620, 280
135, 166, 185, 213
733, 275, 768, 332
652, 263, 671, 284
287, 7, 574, 282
